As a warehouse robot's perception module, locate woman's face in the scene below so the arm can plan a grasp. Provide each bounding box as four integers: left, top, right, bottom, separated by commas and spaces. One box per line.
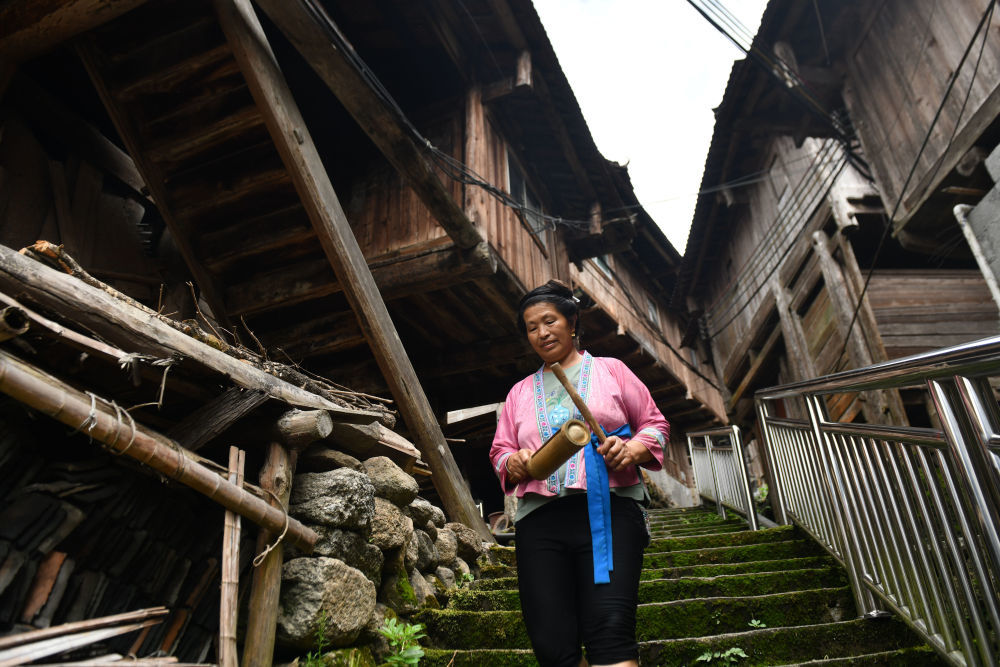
523, 302, 577, 366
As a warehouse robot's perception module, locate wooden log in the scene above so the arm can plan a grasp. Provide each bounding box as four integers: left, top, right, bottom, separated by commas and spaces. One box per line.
167, 388, 269, 452
241, 442, 292, 667
0, 607, 168, 651
325, 421, 421, 471
0, 349, 317, 551
219, 447, 244, 667
275, 409, 332, 450
214, 0, 492, 541
0, 0, 147, 62
0, 244, 378, 423
0, 620, 161, 667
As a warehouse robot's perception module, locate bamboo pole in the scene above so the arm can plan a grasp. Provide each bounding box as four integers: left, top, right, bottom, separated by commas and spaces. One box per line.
219, 446, 245, 667
0, 306, 28, 342
0, 349, 317, 551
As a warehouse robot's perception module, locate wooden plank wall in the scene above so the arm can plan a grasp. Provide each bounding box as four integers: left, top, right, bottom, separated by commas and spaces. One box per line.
867, 269, 999, 358
705, 137, 842, 368
844, 0, 1000, 223
463, 92, 553, 291
800, 285, 858, 422
0, 110, 157, 300
345, 114, 459, 260
572, 258, 727, 422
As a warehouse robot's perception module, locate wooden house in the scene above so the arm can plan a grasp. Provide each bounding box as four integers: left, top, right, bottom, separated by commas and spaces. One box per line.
0, 0, 727, 661
674, 0, 1000, 440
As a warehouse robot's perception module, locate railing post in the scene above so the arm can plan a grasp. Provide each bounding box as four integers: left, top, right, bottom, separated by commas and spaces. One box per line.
731, 425, 759, 530
804, 394, 881, 617
755, 399, 789, 525
705, 434, 726, 519
685, 434, 698, 502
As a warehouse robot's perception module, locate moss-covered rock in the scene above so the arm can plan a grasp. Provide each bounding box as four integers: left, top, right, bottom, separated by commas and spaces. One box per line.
648, 525, 797, 553
638, 566, 846, 603
643, 539, 822, 569
640, 555, 838, 580
413, 609, 530, 650
420, 648, 539, 666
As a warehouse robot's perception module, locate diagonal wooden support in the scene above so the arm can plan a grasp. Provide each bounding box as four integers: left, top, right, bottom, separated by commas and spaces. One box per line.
214, 0, 491, 541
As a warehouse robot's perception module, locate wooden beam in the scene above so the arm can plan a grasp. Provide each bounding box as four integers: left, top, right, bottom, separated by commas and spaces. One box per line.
250, 0, 483, 252
0, 348, 317, 551
726, 324, 781, 412
0, 0, 146, 62
225, 243, 498, 317
773, 278, 818, 382
482, 50, 532, 102
261, 311, 365, 361
166, 387, 269, 452
0, 243, 380, 423
214, 0, 492, 541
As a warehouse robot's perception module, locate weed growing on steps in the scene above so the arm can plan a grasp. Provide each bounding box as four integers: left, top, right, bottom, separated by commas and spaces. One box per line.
695, 647, 748, 664
379, 617, 426, 666
748, 618, 766, 628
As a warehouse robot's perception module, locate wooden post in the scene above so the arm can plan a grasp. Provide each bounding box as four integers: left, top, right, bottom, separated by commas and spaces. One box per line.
219, 446, 245, 667
241, 408, 334, 667
771, 278, 819, 382
0, 348, 318, 551
214, 0, 491, 541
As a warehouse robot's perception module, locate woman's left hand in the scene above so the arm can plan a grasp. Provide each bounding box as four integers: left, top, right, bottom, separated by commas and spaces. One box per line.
597, 436, 652, 471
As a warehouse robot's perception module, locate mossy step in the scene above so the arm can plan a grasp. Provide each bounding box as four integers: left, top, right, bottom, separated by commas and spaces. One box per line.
635, 587, 855, 640
649, 516, 737, 527
448, 567, 846, 611
648, 525, 794, 552
641, 555, 839, 580
778, 645, 945, 665
638, 617, 929, 666
470, 576, 518, 591
644, 539, 823, 569
420, 648, 538, 666
649, 524, 748, 537
638, 567, 846, 603
479, 564, 517, 579
479, 545, 516, 567
413, 609, 529, 650
420, 587, 854, 648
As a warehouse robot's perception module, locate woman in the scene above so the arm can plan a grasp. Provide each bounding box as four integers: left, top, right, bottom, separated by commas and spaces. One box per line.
490, 280, 669, 667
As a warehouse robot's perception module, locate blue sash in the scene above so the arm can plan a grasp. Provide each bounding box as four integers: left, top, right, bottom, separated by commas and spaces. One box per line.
585, 423, 632, 584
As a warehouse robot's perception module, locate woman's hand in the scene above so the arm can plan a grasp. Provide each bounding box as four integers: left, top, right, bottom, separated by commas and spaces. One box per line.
505, 449, 533, 483
598, 436, 652, 471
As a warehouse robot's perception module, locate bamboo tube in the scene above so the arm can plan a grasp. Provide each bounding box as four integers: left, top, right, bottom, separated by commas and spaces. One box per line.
219, 446, 245, 667
0, 305, 28, 342
0, 349, 317, 551
0, 607, 168, 651
550, 363, 606, 444
526, 419, 590, 480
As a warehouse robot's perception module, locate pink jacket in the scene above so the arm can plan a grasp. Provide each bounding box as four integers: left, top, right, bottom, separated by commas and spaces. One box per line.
490, 353, 668, 497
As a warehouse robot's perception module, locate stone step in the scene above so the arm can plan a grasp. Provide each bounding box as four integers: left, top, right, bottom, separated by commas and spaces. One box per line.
479, 544, 515, 567
451, 567, 846, 610
648, 525, 795, 552
638, 617, 937, 666
777, 645, 944, 665
644, 539, 823, 569
649, 523, 748, 538
415, 587, 855, 649
478, 564, 517, 579
641, 555, 839, 580
649, 515, 738, 527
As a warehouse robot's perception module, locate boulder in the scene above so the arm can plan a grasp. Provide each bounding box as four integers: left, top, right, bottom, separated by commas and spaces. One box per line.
404, 497, 438, 526
290, 469, 374, 532
309, 526, 384, 586
277, 557, 375, 650
379, 553, 418, 615
435, 565, 456, 590
450, 557, 470, 578
404, 530, 418, 570
298, 446, 365, 473
363, 456, 419, 506
445, 522, 485, 563
434, 528, 458, 563
424, 572, 448, 604
413, 529, 438, 572
423, 519, 438, 542
408, 568, 439, 609
360, 603, 396, 662
370, 497, 411, 551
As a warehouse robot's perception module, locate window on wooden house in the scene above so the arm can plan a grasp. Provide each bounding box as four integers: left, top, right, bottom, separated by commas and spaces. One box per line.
591, 254, 613, 280
768, 154, 790, 207
646, 294, 661, 328
507, 150, 548, 250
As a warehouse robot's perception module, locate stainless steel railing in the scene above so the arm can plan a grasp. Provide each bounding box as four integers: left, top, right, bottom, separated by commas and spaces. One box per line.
686, 425, 758, 530
755, 335, 1000, 667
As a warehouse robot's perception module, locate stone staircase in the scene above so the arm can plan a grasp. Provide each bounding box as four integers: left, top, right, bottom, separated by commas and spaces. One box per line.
415, 506, 945, 665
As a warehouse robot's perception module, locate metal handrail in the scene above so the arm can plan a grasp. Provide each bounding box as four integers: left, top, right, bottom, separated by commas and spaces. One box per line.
755, 335, 1000, 666
686, 425, 758, 530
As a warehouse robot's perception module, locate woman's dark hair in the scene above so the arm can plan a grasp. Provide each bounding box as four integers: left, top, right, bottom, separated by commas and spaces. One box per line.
517, 279, 581, 339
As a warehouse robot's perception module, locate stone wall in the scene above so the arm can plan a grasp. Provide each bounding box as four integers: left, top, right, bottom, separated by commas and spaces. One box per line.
276, 453, 486, 660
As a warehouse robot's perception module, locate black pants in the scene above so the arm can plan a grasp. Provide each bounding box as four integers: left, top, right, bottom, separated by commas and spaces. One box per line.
515, 494, 648, 666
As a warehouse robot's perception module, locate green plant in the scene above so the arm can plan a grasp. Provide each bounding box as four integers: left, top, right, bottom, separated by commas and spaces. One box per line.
753, 482, 769, 504
378, 617, 426, 666
695, 647, 748, 665
303, 610, 331, 667
747, 618, 766, 628
458, 572, 475, 588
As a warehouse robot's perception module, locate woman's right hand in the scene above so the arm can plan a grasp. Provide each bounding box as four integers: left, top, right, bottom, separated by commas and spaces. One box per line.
505, 449, 533, 483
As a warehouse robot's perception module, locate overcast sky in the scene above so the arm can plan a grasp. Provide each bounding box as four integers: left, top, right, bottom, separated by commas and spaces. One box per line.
533, 0, 769, 253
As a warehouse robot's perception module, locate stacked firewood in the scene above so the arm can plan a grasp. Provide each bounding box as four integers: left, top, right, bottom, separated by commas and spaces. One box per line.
0, 404, 255, 663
